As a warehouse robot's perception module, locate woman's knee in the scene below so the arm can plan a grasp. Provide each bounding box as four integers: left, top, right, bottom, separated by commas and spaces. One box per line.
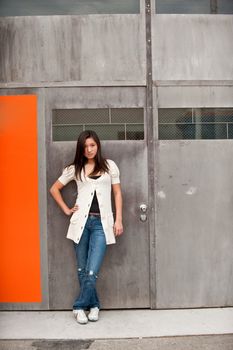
84, 270, 98, 285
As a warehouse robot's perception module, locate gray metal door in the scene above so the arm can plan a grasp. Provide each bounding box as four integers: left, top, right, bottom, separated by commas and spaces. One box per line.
46, 87, 150, 309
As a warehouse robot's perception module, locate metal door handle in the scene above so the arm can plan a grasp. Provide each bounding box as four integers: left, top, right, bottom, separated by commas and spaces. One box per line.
140, 204, 147, 213
140, 214, 147, 222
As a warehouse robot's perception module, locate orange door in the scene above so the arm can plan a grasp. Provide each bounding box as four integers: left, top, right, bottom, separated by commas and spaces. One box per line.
0, 95, 41, 302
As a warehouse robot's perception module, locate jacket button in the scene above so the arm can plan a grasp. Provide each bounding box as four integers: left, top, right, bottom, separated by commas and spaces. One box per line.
81, 226, 83, 230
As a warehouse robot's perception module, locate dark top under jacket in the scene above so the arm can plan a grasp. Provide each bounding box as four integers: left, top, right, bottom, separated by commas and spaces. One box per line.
89, 175, 101, 213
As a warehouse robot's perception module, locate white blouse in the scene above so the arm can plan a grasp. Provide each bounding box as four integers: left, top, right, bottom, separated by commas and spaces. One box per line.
58, 159, 120, 245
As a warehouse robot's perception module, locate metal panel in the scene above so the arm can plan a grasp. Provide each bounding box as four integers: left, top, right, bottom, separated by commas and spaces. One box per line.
157, 86, 233, 108
46, 87, 150, 309
152, 15, 233, 81
0, 15, 146, 85
156, 140, 233, 308
0, 88, 49, 310
0, 0, 141, 16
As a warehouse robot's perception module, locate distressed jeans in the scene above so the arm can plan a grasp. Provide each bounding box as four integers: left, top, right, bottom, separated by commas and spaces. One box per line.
73, 215, 107, 310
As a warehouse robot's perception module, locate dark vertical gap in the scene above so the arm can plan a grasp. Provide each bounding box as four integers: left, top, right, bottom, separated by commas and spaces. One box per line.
210, 0, 218, 14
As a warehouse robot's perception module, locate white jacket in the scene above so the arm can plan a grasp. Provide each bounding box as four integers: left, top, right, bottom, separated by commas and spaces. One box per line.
58, 159, 120, 245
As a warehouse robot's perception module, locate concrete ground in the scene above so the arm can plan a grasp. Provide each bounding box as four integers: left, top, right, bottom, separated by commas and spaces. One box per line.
0, 308, 233, 349
1, 335, 233, 350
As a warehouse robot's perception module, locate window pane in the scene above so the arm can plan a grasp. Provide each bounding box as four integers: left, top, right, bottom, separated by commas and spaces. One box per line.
193, 108, 233, 123
111, 108, 144, 123
126, 124, 144, 140
53, 125, 84, 141
218, 0, 233, 14
227, 124, 233, 139
159, 124, 196, 140
87, 124, 125, 140
0, 0, 140, 16
52, 108, 144, 141
53, 109, 109, 125
158, 108, 232, 140
156, 0, 210, 14
159, 123, 227, 140
158, 108, 192, 124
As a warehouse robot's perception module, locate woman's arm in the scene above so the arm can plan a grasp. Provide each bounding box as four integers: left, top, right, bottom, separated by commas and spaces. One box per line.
112, 183, 123, 236
50, 180, 78, 216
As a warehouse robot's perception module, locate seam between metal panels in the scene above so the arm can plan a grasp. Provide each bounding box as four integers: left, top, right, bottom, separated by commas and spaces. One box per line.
145, 0, 157, 309
154, 80, 233, 87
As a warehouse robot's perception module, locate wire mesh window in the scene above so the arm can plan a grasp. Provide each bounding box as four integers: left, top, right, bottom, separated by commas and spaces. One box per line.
156, 0, 233, 14
52, 108, 144, 141
159, 108, 233, 140
0, 0, 140, 16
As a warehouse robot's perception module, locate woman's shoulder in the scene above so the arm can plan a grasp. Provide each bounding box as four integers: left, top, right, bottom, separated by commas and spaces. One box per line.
58, 164, 76, 185
106, 159, 118, 169
106, 159, 120, 182
64, 164, 75, 172
61, 164, 75, 178
106, 159, 120, 172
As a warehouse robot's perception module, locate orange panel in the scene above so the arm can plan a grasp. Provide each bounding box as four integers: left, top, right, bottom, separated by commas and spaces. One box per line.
0, 95, 41, 302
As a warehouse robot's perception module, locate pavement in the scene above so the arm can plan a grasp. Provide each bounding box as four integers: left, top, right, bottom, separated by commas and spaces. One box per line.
0, 308, 233, 349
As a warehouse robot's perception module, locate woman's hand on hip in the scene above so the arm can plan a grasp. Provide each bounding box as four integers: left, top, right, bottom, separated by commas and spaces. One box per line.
64, 204, 79, 216
114, 220, 123, 236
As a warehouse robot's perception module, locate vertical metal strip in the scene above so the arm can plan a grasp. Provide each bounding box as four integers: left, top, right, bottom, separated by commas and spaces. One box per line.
210, 0, 218, 14
145, 0, 157, 309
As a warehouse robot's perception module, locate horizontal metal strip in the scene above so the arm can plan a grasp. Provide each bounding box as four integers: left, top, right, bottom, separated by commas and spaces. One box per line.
154, 80, 233, 86
0, 81, 147, 89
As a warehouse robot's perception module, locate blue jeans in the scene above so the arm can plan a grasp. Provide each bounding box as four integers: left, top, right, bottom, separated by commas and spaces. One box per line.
73, 216, 107, 310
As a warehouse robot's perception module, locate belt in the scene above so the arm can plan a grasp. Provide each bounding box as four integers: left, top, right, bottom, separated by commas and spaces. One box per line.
89, 212, 101, 216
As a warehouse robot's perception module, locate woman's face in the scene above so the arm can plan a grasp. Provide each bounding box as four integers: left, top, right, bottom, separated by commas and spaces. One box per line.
84, 137, 98, 160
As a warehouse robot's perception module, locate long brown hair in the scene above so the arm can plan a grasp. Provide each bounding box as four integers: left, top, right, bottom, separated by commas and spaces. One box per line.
71, 130, 109, 180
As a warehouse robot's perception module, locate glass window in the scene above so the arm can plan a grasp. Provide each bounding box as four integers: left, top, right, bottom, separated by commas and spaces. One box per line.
158, 108, 192, 124
218, 0, 233, 14
0, 0, 140, 17
52, 108, 144, 141
156, 0, 210, 14
111, 108, 144, 123
159, 108, 233, 140
53, 109, 109, 125
53, 125, 84, 142
156, 0, 233, 14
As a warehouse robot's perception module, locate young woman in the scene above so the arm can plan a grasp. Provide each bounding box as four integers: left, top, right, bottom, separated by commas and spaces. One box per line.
50, 130, 123, 324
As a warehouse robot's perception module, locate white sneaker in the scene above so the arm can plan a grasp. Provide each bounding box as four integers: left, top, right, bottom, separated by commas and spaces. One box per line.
73, 309, 88, 324
88, 307, 99, 322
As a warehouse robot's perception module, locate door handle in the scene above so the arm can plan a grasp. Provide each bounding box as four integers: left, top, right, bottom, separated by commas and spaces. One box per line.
139, 204, 147, 222
140, 214, 147, 222
140, 204, 147, 213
